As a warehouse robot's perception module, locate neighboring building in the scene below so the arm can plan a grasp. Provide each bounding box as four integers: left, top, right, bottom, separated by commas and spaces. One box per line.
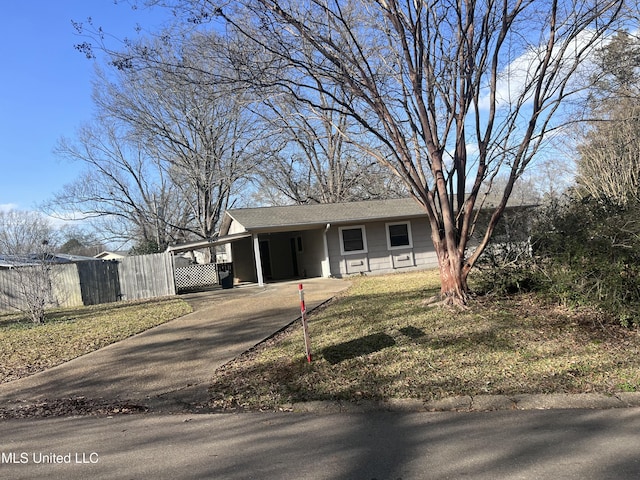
94, 251, 127, 261
0, 253, 100, 269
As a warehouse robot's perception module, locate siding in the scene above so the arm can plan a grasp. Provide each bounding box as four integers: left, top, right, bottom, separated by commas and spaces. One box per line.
328, 218, 438, 277
299, 229, 325, 278
230, 237, 257, 283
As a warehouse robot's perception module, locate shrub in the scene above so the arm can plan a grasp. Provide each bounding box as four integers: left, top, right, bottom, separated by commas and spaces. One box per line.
474, 195, 640, 326
473, 243, 544, 296
532, 195, 640, 326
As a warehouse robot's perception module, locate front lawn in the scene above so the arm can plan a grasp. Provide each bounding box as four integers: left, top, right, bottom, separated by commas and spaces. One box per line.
0, 298, 192, 383
209, 270, 640, 410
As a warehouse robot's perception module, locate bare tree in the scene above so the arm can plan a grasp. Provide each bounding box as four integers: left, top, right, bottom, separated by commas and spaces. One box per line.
198, 0, 625, 304
576, 31, 640, 207
50, 31, 263, 252
0, 210, 57, 255
50, 118, 187, 251
102, 33, 264, 242
0, 210, 59, 323
257, 79, 405, 204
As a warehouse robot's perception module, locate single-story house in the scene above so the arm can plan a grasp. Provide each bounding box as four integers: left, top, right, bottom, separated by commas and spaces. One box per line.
221, 198, 436, 285
168, 198, 436, 285
166, 197, 534, 287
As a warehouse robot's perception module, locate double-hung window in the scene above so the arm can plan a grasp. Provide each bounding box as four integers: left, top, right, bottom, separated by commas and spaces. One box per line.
386, 221, 413, 250
339, 226, 368, 255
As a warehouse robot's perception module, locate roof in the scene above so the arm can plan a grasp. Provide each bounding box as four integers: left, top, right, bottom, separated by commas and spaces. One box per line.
166, 197, 538, 253
0, 253, 100, 269
94, 251, 127, 260
221, 198, 427, 234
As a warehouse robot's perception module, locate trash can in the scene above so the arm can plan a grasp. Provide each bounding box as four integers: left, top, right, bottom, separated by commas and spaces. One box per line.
217, 263, 234, 289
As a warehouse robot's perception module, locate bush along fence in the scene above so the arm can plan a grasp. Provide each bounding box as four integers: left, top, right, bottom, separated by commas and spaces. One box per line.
0, 253, 177, 313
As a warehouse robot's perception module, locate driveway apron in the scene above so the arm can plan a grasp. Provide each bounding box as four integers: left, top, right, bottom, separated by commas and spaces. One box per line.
0, 278, 350, 411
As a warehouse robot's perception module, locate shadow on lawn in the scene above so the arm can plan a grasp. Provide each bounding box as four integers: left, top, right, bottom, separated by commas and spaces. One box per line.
321, 332, 396, 364
399, 325, 427, 340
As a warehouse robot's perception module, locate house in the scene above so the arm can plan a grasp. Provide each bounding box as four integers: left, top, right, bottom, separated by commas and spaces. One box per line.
168, 198, 438, 285
223, 198, 441, 285
166, 197, 535, 287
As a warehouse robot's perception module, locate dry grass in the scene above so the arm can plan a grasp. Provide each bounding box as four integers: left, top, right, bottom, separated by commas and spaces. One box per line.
209, 270, 640, 410
0, 298, 192, 383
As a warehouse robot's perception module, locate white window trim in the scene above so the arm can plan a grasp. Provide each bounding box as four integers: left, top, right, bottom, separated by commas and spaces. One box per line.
386, 221, 413, 251
339, 225, 368, 255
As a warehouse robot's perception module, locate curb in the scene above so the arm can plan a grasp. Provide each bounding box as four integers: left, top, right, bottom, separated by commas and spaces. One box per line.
289, 392, 640, 414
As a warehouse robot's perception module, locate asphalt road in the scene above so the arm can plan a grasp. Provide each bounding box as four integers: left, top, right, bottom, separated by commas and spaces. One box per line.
2, 408, 640, 479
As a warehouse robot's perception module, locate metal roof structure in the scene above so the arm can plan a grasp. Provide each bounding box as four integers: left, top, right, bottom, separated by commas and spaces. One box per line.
0, 253, 101, 269
165, 232, 252, 254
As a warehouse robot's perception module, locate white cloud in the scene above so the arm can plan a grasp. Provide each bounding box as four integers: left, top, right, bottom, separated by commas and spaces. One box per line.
477, 28, 609, 112
0, 203, 19, 213
0, 204, 86, 229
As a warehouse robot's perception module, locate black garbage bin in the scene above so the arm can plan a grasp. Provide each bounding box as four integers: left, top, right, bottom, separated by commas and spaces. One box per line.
217, 263, 234, 289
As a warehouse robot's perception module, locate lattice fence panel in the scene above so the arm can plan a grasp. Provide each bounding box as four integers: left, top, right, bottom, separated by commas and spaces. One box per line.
174, 263, 218, 292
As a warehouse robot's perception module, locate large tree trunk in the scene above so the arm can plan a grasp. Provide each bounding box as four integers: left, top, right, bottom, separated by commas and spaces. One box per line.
436, 244, 470, 307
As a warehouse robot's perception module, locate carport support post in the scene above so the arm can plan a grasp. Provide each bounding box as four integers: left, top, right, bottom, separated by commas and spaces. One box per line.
321, 223, 331, 278
252, 234, 265, 287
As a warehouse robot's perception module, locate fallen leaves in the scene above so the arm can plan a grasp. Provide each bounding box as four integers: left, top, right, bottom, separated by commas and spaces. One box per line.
0, 397, 148, 419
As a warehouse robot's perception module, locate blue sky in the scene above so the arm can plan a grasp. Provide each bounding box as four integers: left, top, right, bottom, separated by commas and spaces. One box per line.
0, 1, 172, 212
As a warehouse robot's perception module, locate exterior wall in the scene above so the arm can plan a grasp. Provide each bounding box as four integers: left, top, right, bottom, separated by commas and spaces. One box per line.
228, 219, 246, 235
230, 237, 258, 283
299, 229, 325, 278
262, 233, 294, 280
327, 218, 438, 277
256, 230, 326, 280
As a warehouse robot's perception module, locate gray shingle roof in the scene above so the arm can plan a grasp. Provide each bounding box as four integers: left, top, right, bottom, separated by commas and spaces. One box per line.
223, 198, 427, 232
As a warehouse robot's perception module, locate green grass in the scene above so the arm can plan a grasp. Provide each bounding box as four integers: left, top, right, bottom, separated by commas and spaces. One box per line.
0, 298, 192, 383
209, 270, 640, 410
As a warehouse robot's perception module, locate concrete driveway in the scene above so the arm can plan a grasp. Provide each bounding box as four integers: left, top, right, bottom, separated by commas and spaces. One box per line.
0, 278, 350, 412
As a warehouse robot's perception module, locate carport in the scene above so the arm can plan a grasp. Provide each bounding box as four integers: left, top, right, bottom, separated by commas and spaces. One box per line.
166, 232, 255, 290
167, 227, 329, 288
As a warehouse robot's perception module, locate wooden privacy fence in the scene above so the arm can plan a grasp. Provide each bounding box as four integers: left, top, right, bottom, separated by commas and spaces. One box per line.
0, 263, 83, 312
0, 253, 177, 313
118, 253, 176, 301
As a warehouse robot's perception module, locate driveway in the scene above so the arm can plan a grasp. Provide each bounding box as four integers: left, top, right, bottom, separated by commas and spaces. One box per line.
0, 278, 350, 412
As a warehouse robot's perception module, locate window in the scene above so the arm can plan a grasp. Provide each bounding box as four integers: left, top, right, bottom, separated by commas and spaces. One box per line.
386, 222, 413, 250
339, 226, 368, 255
